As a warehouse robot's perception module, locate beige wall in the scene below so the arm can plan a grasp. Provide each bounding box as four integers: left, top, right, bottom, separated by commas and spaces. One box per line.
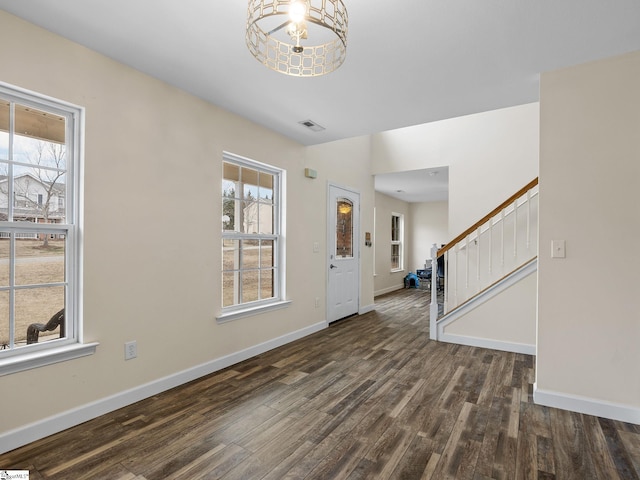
371, 103, 539, 237
374, 192, 411, 296
305, 135, 376, 312
409, 201, 448, 272
537, 51, 640, 418
4, 6, 637, 449
0, 10, 375, 440
374, 199, 448, 296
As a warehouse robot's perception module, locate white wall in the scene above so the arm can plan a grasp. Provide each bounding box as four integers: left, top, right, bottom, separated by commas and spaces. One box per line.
441, 268, 537, 354
409, 201, 448, 272
371, 103, 539, 238
536, 51, 640, 423
374, 192, 411, 296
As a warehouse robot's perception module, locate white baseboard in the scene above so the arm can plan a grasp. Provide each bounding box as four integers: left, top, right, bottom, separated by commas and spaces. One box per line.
359, 303, 375, 315
374, 284, 404, 297
0, 321, 327, 455
534, 384, 640, 425
438, 332, 536, 355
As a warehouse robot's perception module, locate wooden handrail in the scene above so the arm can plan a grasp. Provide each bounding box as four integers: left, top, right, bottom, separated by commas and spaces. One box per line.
438, 177, 538, 257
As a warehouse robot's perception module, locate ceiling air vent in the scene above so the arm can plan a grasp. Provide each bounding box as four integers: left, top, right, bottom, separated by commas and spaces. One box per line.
298, 119, 325, 132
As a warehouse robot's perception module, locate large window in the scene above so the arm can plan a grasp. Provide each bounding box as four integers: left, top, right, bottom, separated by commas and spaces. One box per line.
221, 153, 286, 319
0, 82, 91, 375
391, 213, 404, 271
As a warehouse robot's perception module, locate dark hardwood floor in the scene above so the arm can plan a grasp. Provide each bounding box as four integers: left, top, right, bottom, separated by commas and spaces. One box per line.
2, 289, 639, 479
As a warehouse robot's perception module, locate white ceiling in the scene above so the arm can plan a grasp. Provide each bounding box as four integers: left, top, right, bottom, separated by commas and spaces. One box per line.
2, 0, 640, 148
375, 167, 448, 204
2, 1, 639, 202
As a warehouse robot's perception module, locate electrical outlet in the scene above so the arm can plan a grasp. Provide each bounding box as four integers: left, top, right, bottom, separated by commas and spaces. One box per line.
315, 297, 320, 308
125, 341, 137, 360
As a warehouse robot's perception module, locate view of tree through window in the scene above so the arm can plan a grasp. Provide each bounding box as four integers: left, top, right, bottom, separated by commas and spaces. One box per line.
222, 156, 281, 311
0, 96, 73, 352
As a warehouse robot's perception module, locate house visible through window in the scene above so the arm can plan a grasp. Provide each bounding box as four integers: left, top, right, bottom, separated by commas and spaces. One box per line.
391, 213, 403, 271
0, 82, 90, 375
221, 153, 284, 317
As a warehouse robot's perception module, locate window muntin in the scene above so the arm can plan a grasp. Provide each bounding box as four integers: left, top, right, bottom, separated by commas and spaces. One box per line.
391, 213, 403, 271
0, 84, 81, 361
0, 101, 8, 155
222, 154, 282, 313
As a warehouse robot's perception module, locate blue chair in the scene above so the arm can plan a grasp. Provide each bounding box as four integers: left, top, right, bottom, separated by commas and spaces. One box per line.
416, 268, 432, 289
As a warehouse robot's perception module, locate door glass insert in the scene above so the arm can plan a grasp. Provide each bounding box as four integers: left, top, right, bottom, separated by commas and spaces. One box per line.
335, 198, 353, 258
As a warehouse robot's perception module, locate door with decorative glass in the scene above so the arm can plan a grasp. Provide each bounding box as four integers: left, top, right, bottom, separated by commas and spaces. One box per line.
327, 184, 359, 323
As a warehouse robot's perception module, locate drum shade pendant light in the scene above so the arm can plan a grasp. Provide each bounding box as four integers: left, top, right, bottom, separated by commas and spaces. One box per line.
246, 0, 348, 77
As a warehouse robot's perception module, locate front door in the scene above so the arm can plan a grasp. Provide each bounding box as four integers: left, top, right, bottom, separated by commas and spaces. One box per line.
327, 184, 360, 323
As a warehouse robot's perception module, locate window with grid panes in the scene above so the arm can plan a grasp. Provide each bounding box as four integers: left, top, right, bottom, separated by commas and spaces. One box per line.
0, 82, 93, 375
391, 213, 403, 271
221, 153, 285, 318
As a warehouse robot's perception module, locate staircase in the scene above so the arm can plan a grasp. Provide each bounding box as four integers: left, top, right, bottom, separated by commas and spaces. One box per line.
429, 179, 539, 354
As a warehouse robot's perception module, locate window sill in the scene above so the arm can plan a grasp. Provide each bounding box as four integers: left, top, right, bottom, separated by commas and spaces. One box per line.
216, 300, 292, 324
391, 268, 405, 274
0, 342, 99, 376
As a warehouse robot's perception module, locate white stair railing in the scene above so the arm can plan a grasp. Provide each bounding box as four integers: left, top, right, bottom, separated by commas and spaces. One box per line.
430, 179, 538, 330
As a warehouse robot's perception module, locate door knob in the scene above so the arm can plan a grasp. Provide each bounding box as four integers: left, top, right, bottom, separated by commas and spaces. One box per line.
330, 264, 337, 269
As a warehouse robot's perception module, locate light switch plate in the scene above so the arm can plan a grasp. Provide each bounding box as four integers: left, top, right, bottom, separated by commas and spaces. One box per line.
551, 240, 566, 258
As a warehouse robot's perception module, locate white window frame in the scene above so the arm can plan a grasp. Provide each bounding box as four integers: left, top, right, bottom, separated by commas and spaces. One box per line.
217, 152, 288, 322
0, 82, 96, 376
391, 212, 404, 272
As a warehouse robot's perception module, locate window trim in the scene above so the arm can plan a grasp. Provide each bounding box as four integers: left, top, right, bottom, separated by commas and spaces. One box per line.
0, 81, 93, 376
217, 152, 287, 322
391, 212, 404, 272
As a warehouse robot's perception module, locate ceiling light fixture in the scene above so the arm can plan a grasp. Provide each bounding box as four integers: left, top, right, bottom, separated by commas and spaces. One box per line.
246, 0, 348, 77
338, 202, 352, 215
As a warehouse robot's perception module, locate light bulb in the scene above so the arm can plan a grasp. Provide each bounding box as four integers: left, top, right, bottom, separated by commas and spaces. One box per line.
289, 2, 306, 23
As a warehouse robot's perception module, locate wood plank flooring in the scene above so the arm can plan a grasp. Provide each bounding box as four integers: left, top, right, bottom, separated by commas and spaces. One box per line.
2, 289, 639, 479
